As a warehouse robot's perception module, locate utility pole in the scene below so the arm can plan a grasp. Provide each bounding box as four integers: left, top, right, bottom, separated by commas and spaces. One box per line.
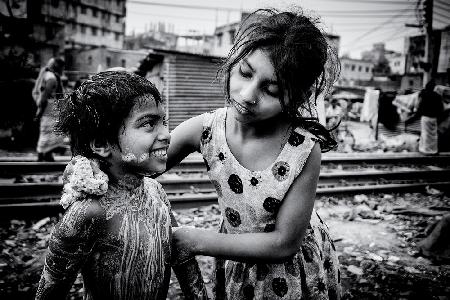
423, 0, 433, 86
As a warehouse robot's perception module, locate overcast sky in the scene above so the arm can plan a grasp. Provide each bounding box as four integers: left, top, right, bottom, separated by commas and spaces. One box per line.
125, 0, 449, 59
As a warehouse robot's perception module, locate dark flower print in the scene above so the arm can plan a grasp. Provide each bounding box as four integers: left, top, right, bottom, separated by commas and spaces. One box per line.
228, 174, 243, 194
250, 176, 259, 186
201, 127, 212, 144
225, 207, 241, 227
263, 197, 282, 214
272, 161, 290, 181
317, 277, 326, 293
211, 179, 222, 197
218, 152, 225, 161
263, 223, 275, 232
288, 131, 305, 147
243, 284, 255, 300
272, 277, 288, 297
203, 157, 210, 171
323, 257, 333, 272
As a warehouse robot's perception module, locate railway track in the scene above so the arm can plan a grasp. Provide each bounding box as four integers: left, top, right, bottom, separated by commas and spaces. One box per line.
1, 152, 450, 219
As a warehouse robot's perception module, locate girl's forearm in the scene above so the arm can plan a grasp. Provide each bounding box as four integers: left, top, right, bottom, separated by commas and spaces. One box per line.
192, 229, 300, 263
172, 258, 209, 299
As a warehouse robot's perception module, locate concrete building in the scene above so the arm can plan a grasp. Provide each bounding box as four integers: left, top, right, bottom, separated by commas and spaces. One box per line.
1, 0, 127, 77
66, 47, 148, 77
338, 57, 374, 86
386, 53, 406, 75
212, 20, 240, 57
211, 12, 340, 58
42, 0, 126, 49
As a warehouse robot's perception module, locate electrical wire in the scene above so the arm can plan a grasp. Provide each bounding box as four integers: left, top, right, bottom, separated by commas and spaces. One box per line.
342, 7, 414, 47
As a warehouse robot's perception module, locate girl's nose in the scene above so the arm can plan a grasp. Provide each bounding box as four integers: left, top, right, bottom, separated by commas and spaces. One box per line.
158, 124, 171, 143
239, 81, 258, 105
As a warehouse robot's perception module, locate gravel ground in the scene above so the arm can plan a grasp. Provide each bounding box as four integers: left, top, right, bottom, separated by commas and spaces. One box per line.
1, 192, 449, 300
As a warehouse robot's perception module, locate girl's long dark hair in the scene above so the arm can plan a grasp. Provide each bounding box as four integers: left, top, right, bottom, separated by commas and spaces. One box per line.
220, 8, 340, 152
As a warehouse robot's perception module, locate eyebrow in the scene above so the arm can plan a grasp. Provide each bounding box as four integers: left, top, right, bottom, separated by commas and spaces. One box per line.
242, 58, 278, 86
135, 114, 163, 123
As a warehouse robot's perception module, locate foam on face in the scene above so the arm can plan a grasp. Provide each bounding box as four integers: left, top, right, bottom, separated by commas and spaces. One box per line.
121, 152, 137, 162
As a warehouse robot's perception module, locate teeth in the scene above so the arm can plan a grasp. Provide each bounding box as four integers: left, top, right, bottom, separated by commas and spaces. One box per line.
150, 149, 167, 157
233, 101, 250, 114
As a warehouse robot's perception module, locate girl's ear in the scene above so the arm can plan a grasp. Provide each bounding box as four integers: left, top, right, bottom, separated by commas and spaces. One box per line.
90, 139, 112, 158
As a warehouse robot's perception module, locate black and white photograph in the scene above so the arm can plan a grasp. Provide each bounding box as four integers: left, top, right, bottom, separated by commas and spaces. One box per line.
0, 0, 449, 299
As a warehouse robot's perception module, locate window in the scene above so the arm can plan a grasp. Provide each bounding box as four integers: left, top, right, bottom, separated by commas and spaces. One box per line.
88, 56, 93, 65
409, 80, 414, 86
81, 25, 86, 34
115, 33, 120, 41
365, 67, 369, 72
71, 23, 77, 30
351, 65, 355, 71
91, 27, 97, 36
229, 29, 235, 44
358, 66, 362, 72
121, 59, 126, 68
81, 6, 86, 14
106, 57, 111, 68
116, 15, 121, 23
92, 8, 97, 17
102, 29, 106, 36
217, 33, 223, 47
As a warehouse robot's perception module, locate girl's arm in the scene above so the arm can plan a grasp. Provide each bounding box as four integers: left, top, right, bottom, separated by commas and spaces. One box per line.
165, 114, 205, 171
170, 214, 208, 299
35, 200, 104, 300
174, 143, 321, 263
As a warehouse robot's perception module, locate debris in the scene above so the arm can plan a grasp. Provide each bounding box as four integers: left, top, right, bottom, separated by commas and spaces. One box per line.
404, 266, 421, 274
347, 265, 364, 276
32, 217, 51, 231
367, 252, 383, 262
425, 186, 444, 196
353, 194, 368, 204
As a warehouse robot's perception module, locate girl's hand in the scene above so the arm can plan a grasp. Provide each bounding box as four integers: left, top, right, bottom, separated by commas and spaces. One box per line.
171, 226, 199, 266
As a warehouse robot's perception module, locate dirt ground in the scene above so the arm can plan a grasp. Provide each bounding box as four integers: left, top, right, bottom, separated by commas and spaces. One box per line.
1, 191, 449, 300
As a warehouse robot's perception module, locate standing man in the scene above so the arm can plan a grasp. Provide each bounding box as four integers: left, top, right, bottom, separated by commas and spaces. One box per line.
411, 80, 444, 154
32, 57, 66, 161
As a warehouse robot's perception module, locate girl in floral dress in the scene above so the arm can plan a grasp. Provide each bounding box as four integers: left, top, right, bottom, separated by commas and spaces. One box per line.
35, 71, 207, 299
167, 8, 341, 300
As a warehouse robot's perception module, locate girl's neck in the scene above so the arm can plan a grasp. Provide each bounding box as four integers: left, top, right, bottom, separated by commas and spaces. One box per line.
108, 172, 144, 191
230, 111, 291, 139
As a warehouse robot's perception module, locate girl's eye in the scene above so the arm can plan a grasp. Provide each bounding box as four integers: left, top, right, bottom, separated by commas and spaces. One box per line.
238, 65, 252, 78
142, 120, 156, 128
163, 118, 169, 126
265, 88, 279, 97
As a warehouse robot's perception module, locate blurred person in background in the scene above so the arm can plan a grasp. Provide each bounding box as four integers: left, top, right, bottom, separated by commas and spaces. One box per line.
32, 57, 66, 161
406, 80, 443, 154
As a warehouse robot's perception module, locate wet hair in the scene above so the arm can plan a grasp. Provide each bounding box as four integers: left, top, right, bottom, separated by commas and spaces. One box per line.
56, 71, 163, 158
220, 8, 340, 152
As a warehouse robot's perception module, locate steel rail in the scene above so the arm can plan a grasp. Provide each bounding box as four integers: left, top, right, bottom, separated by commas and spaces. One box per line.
0, 181, 449, 219
1, 152, 450, 176
1, 169, 449, 202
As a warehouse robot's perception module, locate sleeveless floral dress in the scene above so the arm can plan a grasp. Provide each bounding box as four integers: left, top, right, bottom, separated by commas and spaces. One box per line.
200, 108, 341, 300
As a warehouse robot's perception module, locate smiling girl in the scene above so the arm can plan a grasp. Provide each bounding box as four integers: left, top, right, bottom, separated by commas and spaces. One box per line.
166, 8, 341, 299
35, 71, 207, 299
